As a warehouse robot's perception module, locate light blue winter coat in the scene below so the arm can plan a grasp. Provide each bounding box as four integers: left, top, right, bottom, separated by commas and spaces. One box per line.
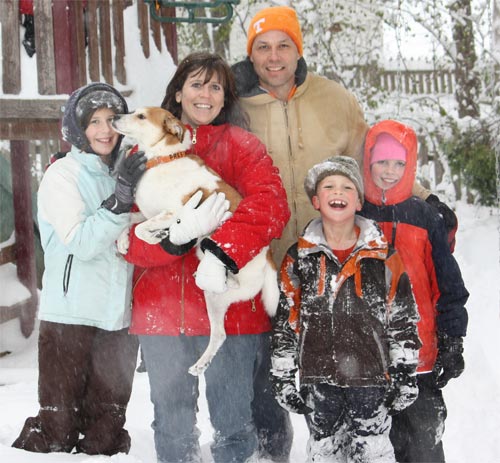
37, 147, 133, 330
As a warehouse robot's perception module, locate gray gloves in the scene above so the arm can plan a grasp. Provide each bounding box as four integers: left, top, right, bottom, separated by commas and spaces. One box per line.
103, 151, 147, 214
271, 371, 313, 415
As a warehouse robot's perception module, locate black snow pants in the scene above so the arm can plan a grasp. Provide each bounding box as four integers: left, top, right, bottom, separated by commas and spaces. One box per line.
12, 321, 139, 455
390, 372, 447, 462
303, 383, 394, 462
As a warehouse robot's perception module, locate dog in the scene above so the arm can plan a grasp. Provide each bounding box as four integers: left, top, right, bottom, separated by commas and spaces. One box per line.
112, 107, 279, 375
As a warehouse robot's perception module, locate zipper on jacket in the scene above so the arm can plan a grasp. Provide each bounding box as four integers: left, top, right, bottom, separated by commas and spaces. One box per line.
191, 128, 197, 145
132, 268, 148, 292
282, 101, 299, 234
391, 221, 397, 246
180, 257, 185, 334
62, 254, 74, 295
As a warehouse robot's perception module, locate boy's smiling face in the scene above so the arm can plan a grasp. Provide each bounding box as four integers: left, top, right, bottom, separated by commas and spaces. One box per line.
370, 159, 406, 190
312, 174, 362, 223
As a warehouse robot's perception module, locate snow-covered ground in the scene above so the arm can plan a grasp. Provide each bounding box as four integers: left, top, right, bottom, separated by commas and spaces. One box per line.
0, 201, 499, 463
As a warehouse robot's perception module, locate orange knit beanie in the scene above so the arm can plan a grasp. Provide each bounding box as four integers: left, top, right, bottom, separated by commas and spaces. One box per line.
247, 6, 303, 56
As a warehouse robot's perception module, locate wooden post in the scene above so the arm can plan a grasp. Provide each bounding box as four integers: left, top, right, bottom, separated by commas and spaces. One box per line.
138, 0, 150, 58
99, 0, 114, 84
113, 0, 127, 84
87, 0, 100, 82
53, 0, 84, 94
10, 141, 38, 338
0, 0, 21, 94
34, 0, 57, 94
161, 8, 178, 64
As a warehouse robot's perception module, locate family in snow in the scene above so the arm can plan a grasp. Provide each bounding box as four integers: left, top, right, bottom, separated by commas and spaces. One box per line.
11, 5, 468, 463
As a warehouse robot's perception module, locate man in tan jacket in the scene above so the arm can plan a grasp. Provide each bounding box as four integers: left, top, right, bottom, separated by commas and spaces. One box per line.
233, 6, 370, 266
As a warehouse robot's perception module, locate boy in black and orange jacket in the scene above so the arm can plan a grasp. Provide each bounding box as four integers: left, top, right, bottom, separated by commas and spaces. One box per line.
271, 156, 421, 462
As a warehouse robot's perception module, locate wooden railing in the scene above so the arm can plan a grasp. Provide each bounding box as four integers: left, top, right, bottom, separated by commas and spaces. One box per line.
378, 69, 456, 94
344, 66, 457, 95
0, 0, 176, 97
0, 0, 177, 144
0, 0, 179, 337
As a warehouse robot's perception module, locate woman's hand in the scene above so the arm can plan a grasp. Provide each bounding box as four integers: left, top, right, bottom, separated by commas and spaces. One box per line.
195, 251, 228, 293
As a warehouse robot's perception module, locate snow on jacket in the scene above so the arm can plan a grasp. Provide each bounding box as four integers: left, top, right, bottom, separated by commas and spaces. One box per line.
360, 119, 469, 373
271, 215, 420, 387
232, 58, 369, 266
125, 123, 290, 336
37, 147, 134, 330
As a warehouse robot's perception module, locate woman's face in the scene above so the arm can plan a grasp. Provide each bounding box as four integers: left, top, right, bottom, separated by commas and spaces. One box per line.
84, 108, 119, 161
175, 69, 225, 127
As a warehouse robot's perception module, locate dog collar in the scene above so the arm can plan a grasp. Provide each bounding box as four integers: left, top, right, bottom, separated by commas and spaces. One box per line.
146, 151, 187, 169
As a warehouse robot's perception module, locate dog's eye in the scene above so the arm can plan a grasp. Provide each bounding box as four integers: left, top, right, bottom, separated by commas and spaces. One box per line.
137, 114, 146, 120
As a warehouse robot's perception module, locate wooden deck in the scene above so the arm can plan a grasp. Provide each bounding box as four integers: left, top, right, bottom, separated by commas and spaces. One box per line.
0, 0, 178, 338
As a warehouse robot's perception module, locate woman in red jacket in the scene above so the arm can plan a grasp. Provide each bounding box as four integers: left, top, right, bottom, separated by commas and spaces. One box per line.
124, 52, 290, 463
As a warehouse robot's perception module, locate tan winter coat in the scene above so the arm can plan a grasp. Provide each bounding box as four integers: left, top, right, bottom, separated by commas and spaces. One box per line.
233, 58, 429, 266
238, 71, 368, 265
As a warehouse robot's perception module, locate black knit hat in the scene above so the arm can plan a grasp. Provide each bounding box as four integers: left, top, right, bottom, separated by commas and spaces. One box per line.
61, 82, 128, 153
304, 156, 364, 204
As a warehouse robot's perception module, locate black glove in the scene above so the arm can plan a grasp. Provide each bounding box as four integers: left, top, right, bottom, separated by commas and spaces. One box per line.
271, 372, 313, 415
426, 194, 458, 251
384, 367, 419, 415
102, 151, 147, 214
433, 333, 464, 388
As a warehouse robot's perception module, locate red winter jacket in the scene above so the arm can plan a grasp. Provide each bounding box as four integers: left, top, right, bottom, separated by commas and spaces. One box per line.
360, 120, 468, 373
125, 123, 290, 336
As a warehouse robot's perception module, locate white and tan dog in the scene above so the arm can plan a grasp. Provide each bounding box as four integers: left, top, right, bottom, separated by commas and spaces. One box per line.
112, 107, 279, 375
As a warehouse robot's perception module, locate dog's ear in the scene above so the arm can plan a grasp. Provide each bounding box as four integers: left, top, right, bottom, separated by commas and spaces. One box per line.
164, 116, 186, 142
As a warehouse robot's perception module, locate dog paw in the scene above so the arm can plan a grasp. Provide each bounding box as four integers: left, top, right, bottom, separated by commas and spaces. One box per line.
116, 228, 131, 254
188, 362, 209, 376
226, 274, 240, 290
135, 211, 174, 245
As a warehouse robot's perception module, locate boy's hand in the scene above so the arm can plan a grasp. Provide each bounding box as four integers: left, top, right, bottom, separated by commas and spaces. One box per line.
271, 373, 313, 415
433, 334, 464, 388
384, 368, 418, 415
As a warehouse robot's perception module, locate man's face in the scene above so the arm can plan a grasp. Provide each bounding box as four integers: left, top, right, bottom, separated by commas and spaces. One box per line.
249, 30, 300, 100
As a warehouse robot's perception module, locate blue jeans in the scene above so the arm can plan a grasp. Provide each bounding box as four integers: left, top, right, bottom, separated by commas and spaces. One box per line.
139, 334, 260, 463
252, 332, 293, 461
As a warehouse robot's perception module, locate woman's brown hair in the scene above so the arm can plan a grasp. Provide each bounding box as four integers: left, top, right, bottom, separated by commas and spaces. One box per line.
161, 52, 249, 129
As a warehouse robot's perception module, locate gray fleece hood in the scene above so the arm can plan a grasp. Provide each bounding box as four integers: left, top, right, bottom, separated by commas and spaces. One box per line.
61, 82, 127, 156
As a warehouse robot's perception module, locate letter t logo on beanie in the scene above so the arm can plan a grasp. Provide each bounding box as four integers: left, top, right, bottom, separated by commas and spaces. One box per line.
253, 18, 266, 33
